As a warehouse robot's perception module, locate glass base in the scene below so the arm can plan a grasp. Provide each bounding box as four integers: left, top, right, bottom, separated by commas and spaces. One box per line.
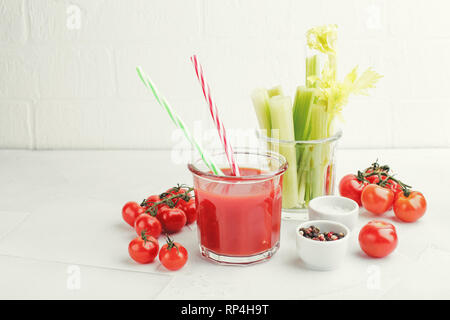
200, 242, 280, 266
282, 207, 309, 221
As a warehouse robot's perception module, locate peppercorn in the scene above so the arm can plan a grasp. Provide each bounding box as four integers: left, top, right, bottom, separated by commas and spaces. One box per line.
299, 225, 345, 241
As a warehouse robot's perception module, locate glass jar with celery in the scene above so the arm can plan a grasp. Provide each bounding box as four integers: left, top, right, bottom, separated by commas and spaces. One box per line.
252, 25, 382, 215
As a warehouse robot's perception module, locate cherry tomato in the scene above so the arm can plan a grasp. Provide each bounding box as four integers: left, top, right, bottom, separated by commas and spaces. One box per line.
176, 198, 197, 225
122, 201, 145, 227
361, 184, 394, 215
325, 165, 332, 194
372, 178, 400, 211
144, 195, 171, 220
339, 174, 368, 206
143, 195, 162, 210
393, 191, 427, 222
359, 220, 398, 258
180, 199, 197, 224
128, 234, 159, 264
386, 180, 402, 195
134, 213, 162, 238
163, 187, 191, 205
368, 175, 402, 195
366, 173, 379, 184
365, 166, 389, 184
166, 186, 189, 197
158, 207, 187, 233
159, 237, 188, 271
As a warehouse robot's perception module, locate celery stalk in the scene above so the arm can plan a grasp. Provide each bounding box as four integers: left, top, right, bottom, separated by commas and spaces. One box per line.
250, 24, 382, 211
293, 86, 315, 141
268, 95, 298, 208
251, 88, 272, 137
309, 105, 328, 200
267, 85, 284, 98
306, 55, 320, 88
293, 86, 315, 205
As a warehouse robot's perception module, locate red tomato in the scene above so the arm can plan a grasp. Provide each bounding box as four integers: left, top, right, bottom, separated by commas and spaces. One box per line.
183, 199, 197, 225
338, 174, 368, 206
134, 214, 162, 238
387, 180, 402, 195
361, 184, 394, 215
159, 238, 188, 271
128, 234, 159, 264
176, 198, 197, 225
122, 202, 145, 227
143, 195, 171, 219
359, 220, 398, 258
158, 207, 187, 233
393, 191, 427, 222
364, 168, 378, 184
166, 186, 189, 196
143, 195, 162, 209
325, 165, 332, 194
369, 175, 402, 195
366, 174, 379, 184
365, 166, 389, 183
162, 187, 191, 205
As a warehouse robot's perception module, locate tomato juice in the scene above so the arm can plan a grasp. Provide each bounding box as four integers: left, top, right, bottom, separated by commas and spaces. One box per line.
188, 150, 287, 264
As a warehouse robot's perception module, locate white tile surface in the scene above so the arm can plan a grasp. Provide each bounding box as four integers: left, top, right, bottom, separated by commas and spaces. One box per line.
0, 211, 30, 240
0, 149, 449, 299
0, 255, 171, 299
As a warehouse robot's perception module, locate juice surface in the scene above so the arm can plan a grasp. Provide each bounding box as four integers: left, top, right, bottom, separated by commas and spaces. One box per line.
194, 168, 283, 257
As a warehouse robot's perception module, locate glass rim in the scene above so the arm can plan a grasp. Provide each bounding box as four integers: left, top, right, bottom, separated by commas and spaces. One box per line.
187, 148, 288, 181
256, 129, 343, 145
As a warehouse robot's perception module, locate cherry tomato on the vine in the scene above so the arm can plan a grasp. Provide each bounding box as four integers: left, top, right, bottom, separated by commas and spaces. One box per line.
158, 207, 187, 233
143, 195, 162, 210
368, 175, 402, 195
166, 186, 189, 197
339, 174, 368, 206
393, 191, 427, 222
159, 237, 188, 271
162, 187, 191, 205
359, 220, 398, 258
128, 234, 159, 264
361, 184, 395, 215
122, 201, 145, 227
134, 213, 162, 238
176, 198, 197, 225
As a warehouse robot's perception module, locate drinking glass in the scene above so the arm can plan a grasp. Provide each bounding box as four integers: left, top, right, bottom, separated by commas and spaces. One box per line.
188, 149, 287, 265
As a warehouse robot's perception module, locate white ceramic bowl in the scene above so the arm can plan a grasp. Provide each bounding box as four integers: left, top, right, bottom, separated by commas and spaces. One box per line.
295, 220, 350, 271
308, 195, 359, 230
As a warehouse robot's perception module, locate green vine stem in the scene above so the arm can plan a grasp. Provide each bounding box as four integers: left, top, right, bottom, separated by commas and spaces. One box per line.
356, 161, 412, 196
142, 186, 194, 217
165, 234, 179, 252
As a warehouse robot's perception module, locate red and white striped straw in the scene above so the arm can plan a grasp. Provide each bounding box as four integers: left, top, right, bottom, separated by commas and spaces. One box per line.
190, 54, 240, 176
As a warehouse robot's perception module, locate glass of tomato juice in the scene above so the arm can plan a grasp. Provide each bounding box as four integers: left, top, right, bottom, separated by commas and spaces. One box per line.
188, 149, 287, 265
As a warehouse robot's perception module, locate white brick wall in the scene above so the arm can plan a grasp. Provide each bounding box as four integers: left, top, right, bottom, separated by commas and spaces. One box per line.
0, 0, 27, 44
0, 0, 449, 149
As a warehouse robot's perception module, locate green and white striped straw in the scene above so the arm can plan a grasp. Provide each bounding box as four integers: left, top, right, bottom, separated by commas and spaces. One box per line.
136, 66, 224, 176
